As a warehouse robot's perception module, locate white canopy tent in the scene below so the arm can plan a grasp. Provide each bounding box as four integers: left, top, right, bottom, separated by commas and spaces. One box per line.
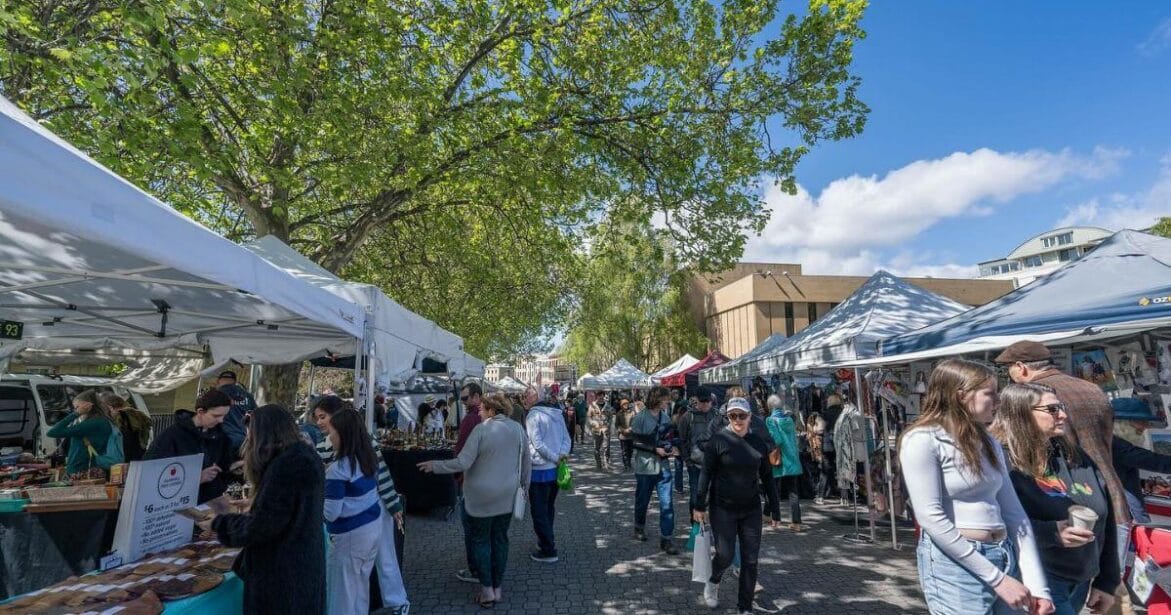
245, 235, 477, 382
649, 354, 699, 384
494, 376, 529, 394
0, 96, 365, 390
576, 359, 652, 391
708, 272, 969, 380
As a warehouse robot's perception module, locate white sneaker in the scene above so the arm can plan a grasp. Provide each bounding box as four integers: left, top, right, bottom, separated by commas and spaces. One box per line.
703, 581, 719, 608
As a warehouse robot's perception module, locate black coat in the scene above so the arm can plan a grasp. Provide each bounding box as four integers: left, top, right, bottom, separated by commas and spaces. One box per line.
212, 442, 325, 615
145, 410, 234, 504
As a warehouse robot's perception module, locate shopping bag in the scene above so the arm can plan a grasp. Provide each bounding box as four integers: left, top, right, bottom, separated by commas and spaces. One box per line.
685, 522, 701, 552
556, 460, 574, 491
691, 525, 712, 583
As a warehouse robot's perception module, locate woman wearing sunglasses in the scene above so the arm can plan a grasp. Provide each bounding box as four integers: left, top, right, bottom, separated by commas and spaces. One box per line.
991, 384, 1119, 615
693, 397, 780, 614
900, 359, 1052, 615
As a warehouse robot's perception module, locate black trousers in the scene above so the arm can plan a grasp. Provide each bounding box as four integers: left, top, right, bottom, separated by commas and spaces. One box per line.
775, 476, 802, 524
619, 438, 634, 468
710, 506, 763, 612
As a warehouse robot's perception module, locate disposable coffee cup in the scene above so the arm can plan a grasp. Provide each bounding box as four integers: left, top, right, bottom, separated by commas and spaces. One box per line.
1068, 505, 1098, 530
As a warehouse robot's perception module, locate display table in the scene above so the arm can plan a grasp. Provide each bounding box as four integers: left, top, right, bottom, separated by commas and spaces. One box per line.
382, 448, 457, 514
0, 507, 118, 599
163, 571, 243, 614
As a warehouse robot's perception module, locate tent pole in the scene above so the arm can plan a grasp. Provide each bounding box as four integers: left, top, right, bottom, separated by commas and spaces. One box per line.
854, 368, 876, 543
365, 335, 376, 434
307, 365, 317, 399
880, 403, 899, 550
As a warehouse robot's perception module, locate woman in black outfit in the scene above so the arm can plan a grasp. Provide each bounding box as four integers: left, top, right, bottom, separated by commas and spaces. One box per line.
202, 405, 326, 614
693, 397, 780, 615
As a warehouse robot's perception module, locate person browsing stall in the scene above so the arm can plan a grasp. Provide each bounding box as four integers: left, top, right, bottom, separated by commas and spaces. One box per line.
992, 383, 1119, 615
99, 393, 151, 462
146, 389, 237, 505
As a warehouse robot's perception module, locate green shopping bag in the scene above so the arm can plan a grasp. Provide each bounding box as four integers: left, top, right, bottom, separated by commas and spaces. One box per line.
685, 522, 702, 552
556, 459, 574, 491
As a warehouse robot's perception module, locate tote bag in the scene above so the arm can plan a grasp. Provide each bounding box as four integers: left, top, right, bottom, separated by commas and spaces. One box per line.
513, 433, 527, 520
691, 523, 712, 583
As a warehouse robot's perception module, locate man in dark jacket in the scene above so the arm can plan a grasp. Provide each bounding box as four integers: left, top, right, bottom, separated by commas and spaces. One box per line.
676, 386, 717, 516
216, 370, 257, 453
146, 389, 235, 504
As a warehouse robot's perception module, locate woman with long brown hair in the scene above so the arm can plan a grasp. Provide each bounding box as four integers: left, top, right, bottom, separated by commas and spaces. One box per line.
46, 389, 117, 475
205, 404, 325, 614
899, 359, 1053, 615
322, 409, 382, 615
99, 392, 152, 462
991, 383, 1119, 615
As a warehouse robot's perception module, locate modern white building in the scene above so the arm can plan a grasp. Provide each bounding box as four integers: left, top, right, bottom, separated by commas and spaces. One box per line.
978, 226, 1112, 287
511, 354, 578, 387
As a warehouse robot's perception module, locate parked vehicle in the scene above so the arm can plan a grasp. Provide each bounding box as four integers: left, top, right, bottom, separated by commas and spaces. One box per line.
0, 374, 151, 457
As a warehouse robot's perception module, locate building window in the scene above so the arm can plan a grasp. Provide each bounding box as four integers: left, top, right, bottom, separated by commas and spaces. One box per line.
1024, 255, 1043, 268
1058, 248, 1078, 262
1057, 232, 1073, 245
807, 302, 817, 324
784, 302, 794, 337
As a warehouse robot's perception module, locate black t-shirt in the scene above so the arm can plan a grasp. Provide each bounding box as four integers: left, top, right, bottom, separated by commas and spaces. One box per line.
695, 428, 780, 519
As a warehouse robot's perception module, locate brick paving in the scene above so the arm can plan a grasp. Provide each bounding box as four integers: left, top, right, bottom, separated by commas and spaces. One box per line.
402, 447, 927, 614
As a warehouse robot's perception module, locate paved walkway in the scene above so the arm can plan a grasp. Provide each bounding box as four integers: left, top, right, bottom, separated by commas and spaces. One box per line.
402, 447, 927, 614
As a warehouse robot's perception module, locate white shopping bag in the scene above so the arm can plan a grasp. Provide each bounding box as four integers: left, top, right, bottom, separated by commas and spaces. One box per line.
691, 525, 712, 583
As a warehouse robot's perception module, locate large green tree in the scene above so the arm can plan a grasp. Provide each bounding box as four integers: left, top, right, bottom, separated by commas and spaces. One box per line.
1151, 217, 1171, 239
1, 0, 868, 401
562, 217, 709, 374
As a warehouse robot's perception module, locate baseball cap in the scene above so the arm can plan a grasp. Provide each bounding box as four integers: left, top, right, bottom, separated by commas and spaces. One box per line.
695, 386, 713, 403
726, 397, 751, 414
993, 341, 1052, 364
218, 370, 237, 380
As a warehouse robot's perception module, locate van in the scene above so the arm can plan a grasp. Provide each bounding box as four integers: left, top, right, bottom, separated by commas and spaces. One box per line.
0, 374, 152, 458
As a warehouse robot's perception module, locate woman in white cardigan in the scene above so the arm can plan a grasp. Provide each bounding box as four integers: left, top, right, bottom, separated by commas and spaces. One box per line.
900, 358, 1054, 615
419, 393, 530, 608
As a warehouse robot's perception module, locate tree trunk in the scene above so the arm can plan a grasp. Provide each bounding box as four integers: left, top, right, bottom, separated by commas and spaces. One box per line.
257, 363, 301, 410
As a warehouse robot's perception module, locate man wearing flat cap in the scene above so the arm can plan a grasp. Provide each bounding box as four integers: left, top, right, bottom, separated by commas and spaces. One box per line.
995, 341, 1129, 528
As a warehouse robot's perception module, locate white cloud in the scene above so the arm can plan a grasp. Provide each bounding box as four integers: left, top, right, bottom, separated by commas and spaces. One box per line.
1138, 19, 1171, 56
1058, 155, 1171, 230
744, 147, 1122, 277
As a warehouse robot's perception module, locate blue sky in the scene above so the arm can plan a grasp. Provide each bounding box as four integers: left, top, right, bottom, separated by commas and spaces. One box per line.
743, 2, 1171, 277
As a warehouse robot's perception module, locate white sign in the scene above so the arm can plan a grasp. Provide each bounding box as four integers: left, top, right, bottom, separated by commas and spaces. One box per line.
111, 454, 203, 564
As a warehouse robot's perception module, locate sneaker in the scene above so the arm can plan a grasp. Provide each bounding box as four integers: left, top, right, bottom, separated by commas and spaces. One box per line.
702, 581, 719, 608
634, 527, 647, 542
455, 569, 478, 584
529, 550, 558, 563
660, 537, 679, 555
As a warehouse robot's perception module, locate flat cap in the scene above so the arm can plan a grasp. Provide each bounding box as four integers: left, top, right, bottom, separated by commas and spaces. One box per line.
993, 341, 1052, 364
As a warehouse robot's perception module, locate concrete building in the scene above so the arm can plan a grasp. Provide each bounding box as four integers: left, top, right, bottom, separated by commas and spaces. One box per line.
978, 226, 1112, 287
484, 363, 515, 383
512, 354, 578, 387
688, 264, 1014, 359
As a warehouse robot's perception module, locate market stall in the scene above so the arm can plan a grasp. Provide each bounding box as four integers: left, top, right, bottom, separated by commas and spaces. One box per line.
700, 333, 788, 384
659, 350, 729, 390
0, 94, 370, 604
649, 354, 699, 384
494, 376, 529, 394
576, 359, 652, 391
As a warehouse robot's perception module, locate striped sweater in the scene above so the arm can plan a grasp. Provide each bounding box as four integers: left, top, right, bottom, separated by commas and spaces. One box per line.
324, 457, 381, 535
317, 438, 403, 515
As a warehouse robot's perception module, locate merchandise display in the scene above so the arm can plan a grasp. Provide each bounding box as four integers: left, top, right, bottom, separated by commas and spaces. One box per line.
1, 542, 238, 614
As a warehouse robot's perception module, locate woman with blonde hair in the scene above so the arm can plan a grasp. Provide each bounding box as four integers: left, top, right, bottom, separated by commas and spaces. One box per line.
991, 383, 1118, 615
99, 392, 152, 462
899, 358, 1053, 615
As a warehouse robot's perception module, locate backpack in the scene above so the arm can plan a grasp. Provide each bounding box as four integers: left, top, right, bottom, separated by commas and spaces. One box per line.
688, 411, 714, 465
85, 420, 125, 471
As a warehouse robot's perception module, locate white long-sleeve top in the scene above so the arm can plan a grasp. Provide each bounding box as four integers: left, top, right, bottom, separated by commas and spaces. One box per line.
900, 426, 1051, 601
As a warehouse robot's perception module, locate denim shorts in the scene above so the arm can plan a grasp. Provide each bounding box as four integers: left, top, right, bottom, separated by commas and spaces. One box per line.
916, 534, 1023, 615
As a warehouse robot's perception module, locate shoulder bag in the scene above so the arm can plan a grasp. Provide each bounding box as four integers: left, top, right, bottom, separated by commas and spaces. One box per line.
513, 426, 527, 520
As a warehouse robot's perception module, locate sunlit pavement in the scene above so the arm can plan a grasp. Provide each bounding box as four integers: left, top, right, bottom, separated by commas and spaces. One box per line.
402, 445, 927, 614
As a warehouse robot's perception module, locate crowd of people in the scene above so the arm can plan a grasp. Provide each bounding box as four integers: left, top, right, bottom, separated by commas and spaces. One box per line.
44, 340, 1171, 615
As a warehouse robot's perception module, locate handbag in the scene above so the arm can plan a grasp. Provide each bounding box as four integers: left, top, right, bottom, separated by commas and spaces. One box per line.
691, 523, 712, 583
513, 432, 527, 520
768, 447, 781, 467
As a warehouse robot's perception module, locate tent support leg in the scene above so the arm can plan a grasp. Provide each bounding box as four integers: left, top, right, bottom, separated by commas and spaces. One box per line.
854, 368, 876, 543
880, 403, 900, 550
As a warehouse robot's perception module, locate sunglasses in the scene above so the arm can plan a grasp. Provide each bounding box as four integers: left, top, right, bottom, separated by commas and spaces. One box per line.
727, 412, 750, 421
1032, 403, 1067, 416
460, 395, 470, 403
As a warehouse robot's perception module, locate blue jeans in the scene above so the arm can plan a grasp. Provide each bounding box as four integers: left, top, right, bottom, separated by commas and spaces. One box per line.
634, 467, 675, 538
467, 513, 512, 588
529, 481, 559, 556
916, 534, 1020, 615
1046, 576, 1090, 615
